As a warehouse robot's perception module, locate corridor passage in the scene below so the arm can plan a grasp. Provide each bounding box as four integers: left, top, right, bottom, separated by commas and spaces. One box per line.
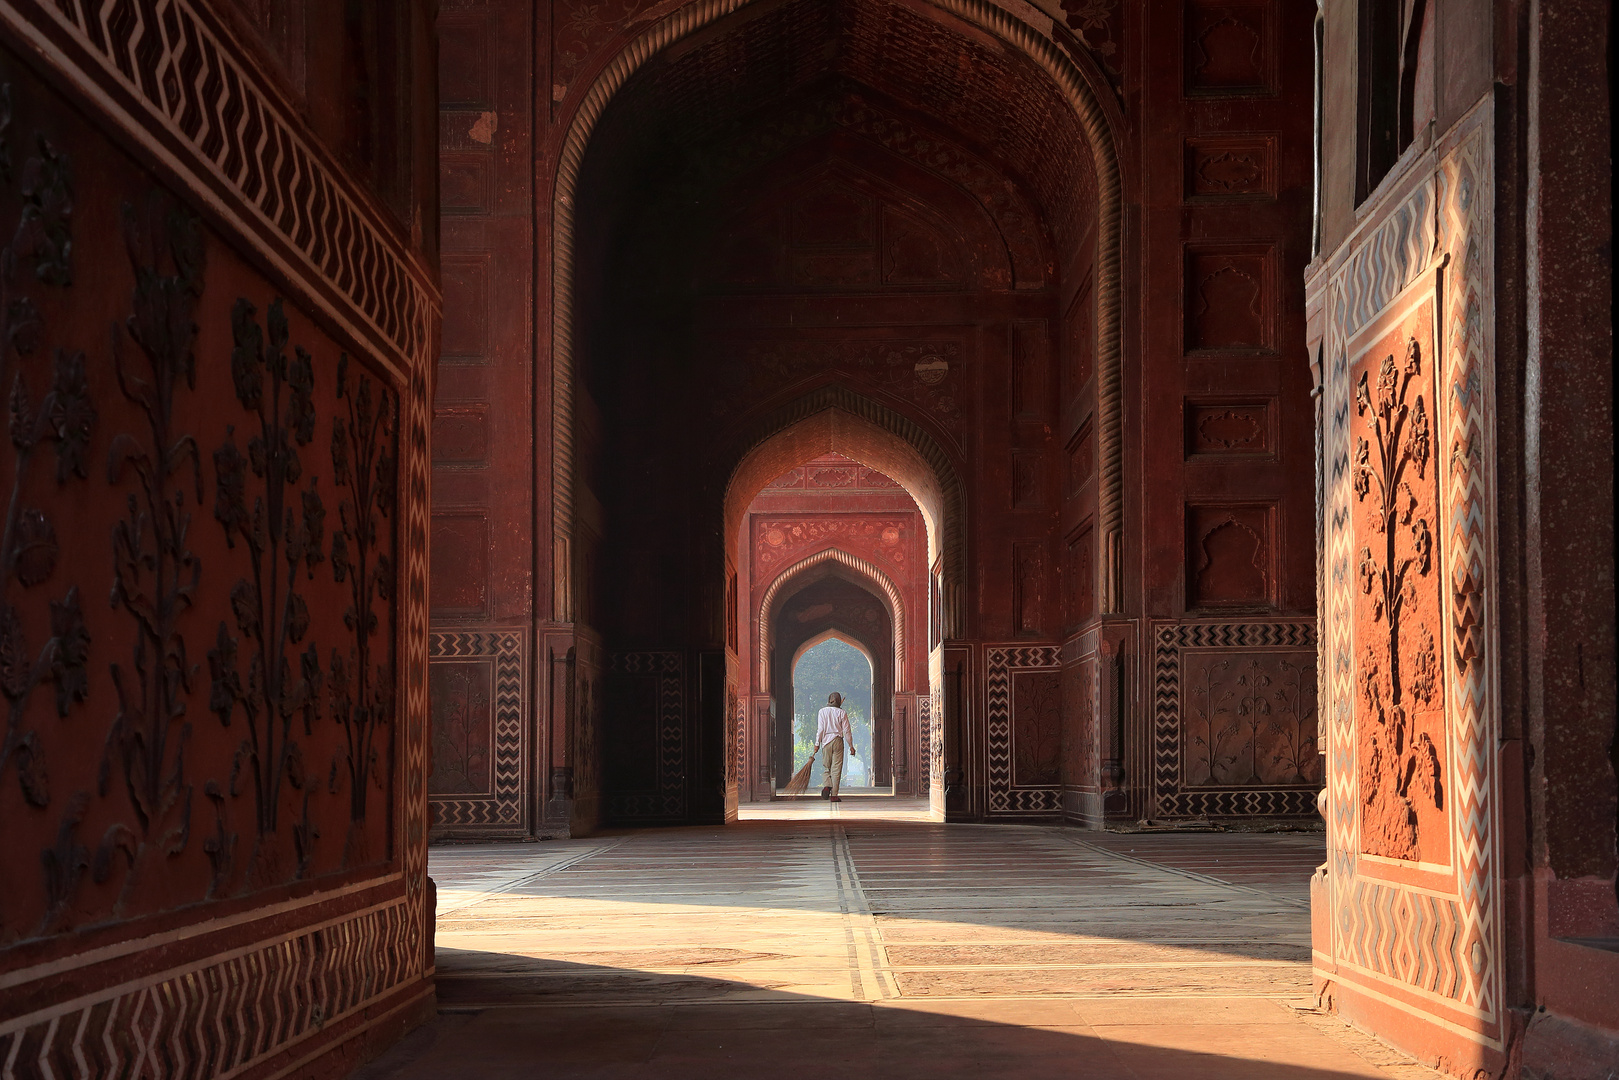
361, 808, 1440, 1079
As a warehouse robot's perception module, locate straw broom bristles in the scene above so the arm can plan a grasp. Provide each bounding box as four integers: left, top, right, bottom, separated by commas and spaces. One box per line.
781, 755, 817, 795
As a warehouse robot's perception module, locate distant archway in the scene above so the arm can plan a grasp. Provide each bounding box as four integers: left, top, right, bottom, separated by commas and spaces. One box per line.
766, 568, 895, 788
550, 0, 1127, 622
758, 547, 906, 692
722, 394, 962, 638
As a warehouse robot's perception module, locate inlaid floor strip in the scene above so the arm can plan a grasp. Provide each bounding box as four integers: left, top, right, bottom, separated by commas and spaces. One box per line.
358, 804, 1441, 1079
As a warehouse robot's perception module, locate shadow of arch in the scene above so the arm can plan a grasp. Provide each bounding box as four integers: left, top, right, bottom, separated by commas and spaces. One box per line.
549, 0, 1128, 620
719, 386, 965, 638
758, 547, 907, 693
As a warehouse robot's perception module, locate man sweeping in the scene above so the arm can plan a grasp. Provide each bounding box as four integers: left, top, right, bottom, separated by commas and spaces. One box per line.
813, 692, 856, 802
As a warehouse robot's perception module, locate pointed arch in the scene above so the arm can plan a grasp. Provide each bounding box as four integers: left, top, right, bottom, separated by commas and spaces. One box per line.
719, 387, 965, 638
549, 0, 1127, 621
758, 548, 908, 691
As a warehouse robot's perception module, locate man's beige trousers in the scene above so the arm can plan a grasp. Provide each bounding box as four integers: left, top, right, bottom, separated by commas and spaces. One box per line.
821, 736, 844, 797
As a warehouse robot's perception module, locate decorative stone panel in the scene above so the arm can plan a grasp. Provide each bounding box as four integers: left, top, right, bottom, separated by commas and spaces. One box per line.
1312, 105, 1503, 1051
986, 645, 1064, 815
1152, 621, 1319, 817
429, 630, 528, 837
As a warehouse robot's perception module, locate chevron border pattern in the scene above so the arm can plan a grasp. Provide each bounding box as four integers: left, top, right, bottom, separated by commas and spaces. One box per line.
0, 898, 417, 1080
428, 630, 528, 836
1314, 107, 1502, 1045
605, 651, 686, 822
1151, 620, 1318, 819
985, 645, 1063, 816
1, 0, 438, 383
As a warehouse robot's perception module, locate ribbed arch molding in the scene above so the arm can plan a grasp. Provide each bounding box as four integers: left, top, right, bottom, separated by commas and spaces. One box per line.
759, 548, 907, 692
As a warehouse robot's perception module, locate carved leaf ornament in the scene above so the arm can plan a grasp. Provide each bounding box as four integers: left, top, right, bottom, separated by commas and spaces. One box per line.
1352, 335, 1444, 861
99, 194, 207, 908
208, 296, 326, 882
0, 87, 94, 859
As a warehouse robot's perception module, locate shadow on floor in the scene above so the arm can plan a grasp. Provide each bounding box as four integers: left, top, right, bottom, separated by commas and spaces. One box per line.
354, 959, 1386, 1080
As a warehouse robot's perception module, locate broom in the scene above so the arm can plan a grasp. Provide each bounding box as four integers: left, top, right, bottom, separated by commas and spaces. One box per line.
781, 752, 819, 795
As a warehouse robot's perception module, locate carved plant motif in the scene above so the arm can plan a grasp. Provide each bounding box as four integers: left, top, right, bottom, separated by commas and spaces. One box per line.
1233, 659, 1273, 784
429, 664, 489, 795
328, 355, 396, 829
0, 98, 91, 822
1352, 335, 1444, 859
1187, 658, 1240, 784
208, 297, 325, 879
99, 195, 206, 901
1266, 658, 1319, 786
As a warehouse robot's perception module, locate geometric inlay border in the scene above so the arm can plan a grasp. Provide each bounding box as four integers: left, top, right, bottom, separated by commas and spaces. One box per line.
1151, 619, 1319, 819
429, 629, 527, 836
985, 644, 1063, 816
0, 898, 419, 1077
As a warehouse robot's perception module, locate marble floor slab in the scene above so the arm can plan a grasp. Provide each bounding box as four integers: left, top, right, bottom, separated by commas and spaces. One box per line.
358, 802, 1440, 1079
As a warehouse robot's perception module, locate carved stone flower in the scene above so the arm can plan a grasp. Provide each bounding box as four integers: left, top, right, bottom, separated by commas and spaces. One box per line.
1408, 396, 1430, 479
229, 299, 265, 411
1376, 354, 1399, 413
14, 507, 58, 586
288, 346, 317, 445
0, 603, 30, 700
45, 347, 94, 481
213, 432, 249, 548
48, 586, 89, 717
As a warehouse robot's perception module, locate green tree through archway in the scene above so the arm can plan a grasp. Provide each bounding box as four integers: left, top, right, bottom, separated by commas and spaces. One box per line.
792, 639, 873, 788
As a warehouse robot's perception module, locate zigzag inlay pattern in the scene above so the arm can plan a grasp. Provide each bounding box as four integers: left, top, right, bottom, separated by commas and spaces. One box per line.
428, 630, 528, 834
0, 902, 416, 1079
16, 0, 437, 379
1151, 621, 1318, 820
984, 645, 1062, 816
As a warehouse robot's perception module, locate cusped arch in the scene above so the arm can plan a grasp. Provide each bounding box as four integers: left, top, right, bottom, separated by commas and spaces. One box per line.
720, 386, 965, 637
550, 0, 1126, 621
790, 629, 878, 679
759, 548, 908, 692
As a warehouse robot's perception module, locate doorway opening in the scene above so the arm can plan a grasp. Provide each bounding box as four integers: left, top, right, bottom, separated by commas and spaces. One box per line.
722, 408, 960, 820
789, 636, 878, 794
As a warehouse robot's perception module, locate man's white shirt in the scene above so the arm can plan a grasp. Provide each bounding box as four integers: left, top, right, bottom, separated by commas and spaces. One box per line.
814, 706, 853, 750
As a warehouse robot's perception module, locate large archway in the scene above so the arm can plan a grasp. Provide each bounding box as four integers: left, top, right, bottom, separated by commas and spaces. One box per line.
563, 0, 1116, 829
554, 0, 1124, 626
727, 403, 947, 809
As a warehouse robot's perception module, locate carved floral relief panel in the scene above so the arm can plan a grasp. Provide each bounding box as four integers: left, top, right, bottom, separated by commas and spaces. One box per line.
1350, 298, 1448, 865
754, 514, 918, 577
1316, 113, 1499, 1044
1181, 651, 1320, 788
0, 54, 402, 945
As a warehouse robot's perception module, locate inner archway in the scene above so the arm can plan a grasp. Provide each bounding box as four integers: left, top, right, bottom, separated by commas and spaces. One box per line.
790, 635, 877, 792
729, 418, 939, 808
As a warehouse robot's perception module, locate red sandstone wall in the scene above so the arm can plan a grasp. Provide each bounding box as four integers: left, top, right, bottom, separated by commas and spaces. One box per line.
437, 0, 1322, 832
0, 4, 438, 1075
1310, 0, 1618, 1076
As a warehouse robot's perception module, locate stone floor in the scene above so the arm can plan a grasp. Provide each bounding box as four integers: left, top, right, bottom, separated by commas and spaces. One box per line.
360, 799, 1440, 1079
